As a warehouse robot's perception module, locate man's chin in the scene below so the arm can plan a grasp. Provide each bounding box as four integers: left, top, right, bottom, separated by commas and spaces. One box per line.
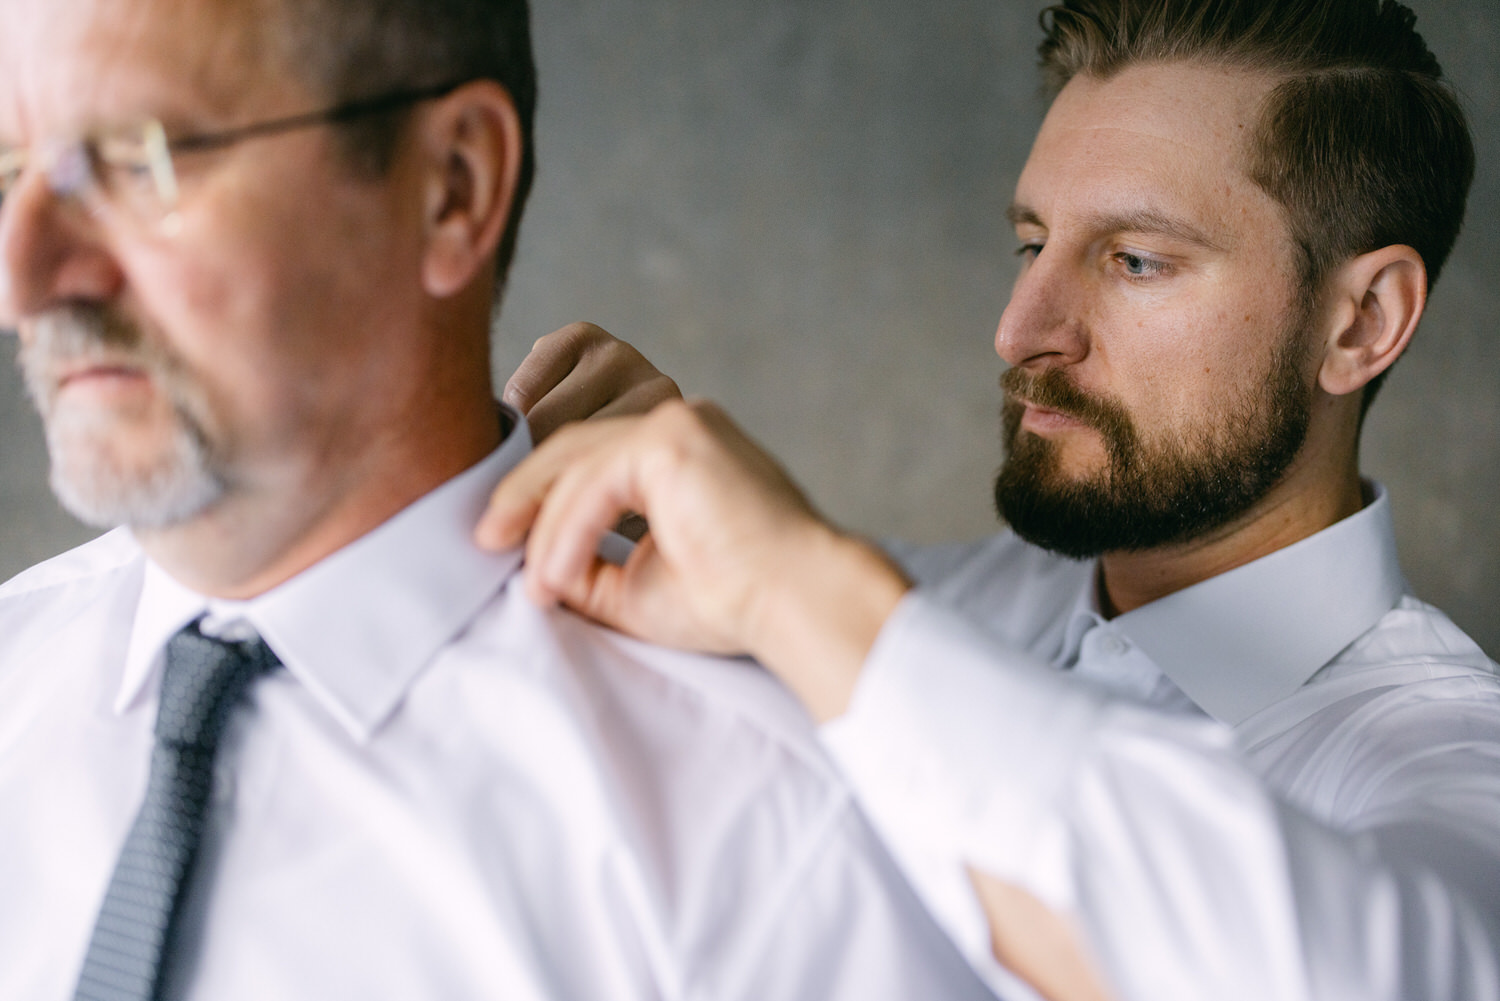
993, 476, 1118, 560
991, 444, 1300, 561
992, 430, 1182, 559
1030, 442, 1110, 483
46, 433, 225, 531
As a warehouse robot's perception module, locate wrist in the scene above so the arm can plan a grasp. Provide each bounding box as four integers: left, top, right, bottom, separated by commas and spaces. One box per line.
746, 526, 911, 722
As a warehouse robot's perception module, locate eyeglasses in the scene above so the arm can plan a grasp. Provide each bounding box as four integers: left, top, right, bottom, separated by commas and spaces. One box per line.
0, 79, 472, 234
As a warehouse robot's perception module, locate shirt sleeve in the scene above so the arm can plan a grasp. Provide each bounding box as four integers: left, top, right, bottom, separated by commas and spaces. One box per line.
820, 592, 1500, 1001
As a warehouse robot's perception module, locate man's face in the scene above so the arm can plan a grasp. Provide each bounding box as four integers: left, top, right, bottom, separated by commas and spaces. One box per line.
992, 62, 1319, 558
0, 0, 425, 529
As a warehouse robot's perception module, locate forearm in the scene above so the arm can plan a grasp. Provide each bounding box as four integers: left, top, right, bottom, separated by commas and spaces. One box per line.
743, 526, 912, 722
822, 595, 1500, 1001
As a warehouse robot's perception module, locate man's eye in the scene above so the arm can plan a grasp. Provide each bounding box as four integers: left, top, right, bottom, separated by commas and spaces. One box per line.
1116, 252, 1167, 277
1015, 243, 1043, 261
94, 160, 158, 201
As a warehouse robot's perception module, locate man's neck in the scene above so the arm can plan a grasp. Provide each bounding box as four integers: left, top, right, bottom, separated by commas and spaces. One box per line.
1096, 459, 1366, 618
135, 406, 508, 601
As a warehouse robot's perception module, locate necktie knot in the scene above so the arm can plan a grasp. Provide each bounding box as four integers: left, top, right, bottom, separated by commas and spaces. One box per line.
155, 620, 278, 748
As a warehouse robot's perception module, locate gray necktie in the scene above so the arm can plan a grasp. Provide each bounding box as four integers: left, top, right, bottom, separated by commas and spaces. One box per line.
73, 620, 278, 1001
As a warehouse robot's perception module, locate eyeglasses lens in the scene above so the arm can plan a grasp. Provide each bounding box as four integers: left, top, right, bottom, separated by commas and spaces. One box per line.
0, 122, 177, 227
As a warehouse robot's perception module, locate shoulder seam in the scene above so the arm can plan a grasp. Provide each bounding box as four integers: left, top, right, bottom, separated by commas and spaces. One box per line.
0, 533, 139, 604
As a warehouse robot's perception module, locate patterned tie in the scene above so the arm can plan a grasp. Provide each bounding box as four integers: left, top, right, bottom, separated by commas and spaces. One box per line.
73, 620, 278, 1001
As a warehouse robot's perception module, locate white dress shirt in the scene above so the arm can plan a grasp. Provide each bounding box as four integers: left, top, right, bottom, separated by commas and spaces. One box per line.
825, 486, 1500, 1001
0, 415, 989, 1001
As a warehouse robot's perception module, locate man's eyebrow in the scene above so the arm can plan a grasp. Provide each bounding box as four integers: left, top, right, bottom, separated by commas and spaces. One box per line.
1007, 204, 1043, 229
1005, 202, 1228, 251
1097, 209, 1227, 250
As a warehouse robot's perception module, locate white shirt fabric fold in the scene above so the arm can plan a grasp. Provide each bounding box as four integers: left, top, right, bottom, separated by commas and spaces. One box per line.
0, 412, 989, 1001
825, 486, 1500, 1001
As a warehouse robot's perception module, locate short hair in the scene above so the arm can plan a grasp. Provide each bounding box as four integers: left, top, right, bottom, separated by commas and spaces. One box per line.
270, 0, 538, 290
1037, 0, 1475, 413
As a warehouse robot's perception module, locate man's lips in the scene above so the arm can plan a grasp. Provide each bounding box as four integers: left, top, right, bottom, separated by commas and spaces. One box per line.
1017, 399, 1090, 434
51, 360, 153, 400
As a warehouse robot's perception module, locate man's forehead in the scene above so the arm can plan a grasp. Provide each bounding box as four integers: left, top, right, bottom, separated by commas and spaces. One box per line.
0, 0, 285, 134
1014, 62, 1283, 239
1052, 63, 1270, 145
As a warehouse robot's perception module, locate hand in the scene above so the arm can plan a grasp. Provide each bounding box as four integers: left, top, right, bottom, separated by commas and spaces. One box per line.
501, 322, 681, 443
477, 399, 912, 721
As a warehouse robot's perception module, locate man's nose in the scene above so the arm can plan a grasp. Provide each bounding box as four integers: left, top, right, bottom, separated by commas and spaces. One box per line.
994, 247, 1089, 371
0, 170, 125, 327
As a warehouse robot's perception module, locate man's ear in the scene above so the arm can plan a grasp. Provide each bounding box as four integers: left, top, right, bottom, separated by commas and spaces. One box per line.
415, 80, 523, 299
1316, 245, 1426, 398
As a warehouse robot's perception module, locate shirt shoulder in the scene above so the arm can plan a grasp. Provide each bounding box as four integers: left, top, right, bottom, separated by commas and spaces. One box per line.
1244, 595, 1500, 824
434, 576, 867, 880
0, 528, 137, 601
1298, 594, 1500, 709
427, 580, 985, 997
1318, 596, 1500, 760
454, 577, 846, 788
0, 529, 144, 688
1339, 595, 1497, 673
0, 529, 143, 636
883, 532, 1093, 653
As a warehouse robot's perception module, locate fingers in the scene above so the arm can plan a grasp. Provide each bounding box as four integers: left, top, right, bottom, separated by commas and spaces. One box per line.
478, 398, 847, 662
524, 348, 679, 443
503, 415, 722, 647
531, 528, 643, 631
501, 322, 601, 414
501, 322, 681, 443
477, 397, 911, 714
523, 440, 647, 607
476, 416, 631, 550
585, 375, 683, 425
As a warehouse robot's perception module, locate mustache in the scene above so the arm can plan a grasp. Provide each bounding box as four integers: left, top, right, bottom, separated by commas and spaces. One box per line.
999, 365, 1140, 472
19, 305, 152, 404
27, 303, 145, 358
1000, 366, 1121, 430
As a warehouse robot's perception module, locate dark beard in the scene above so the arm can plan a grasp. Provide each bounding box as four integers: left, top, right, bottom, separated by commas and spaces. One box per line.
992, 332, 1313, 560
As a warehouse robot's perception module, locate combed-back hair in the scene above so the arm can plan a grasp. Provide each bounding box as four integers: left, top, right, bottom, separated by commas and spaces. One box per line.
273, 0, 537, 288
1038, 0, 1474, 412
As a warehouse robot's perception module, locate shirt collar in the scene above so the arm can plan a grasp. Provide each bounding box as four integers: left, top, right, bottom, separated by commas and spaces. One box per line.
1059, 483, 1406, 725
120, 408, 531, 742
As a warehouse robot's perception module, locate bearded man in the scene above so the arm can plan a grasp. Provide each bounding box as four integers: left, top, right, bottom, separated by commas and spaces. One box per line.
483, 1, 1500, 999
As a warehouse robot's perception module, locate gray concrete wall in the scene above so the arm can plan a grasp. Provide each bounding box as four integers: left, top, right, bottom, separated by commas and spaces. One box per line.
3, 0, 1496, 654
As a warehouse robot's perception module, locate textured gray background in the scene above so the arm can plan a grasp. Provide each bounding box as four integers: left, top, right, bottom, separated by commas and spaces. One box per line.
2, 0, 1495, 654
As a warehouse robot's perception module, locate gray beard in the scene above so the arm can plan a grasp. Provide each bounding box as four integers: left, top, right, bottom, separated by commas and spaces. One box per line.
21, 306, 226, 530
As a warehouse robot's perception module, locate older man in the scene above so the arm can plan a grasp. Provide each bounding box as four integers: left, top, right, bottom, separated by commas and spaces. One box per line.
0, 0, 992, 998
485, 1, 1500, 999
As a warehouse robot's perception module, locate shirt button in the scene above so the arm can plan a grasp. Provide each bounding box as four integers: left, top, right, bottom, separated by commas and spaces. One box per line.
1100, 634, 1129, 657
